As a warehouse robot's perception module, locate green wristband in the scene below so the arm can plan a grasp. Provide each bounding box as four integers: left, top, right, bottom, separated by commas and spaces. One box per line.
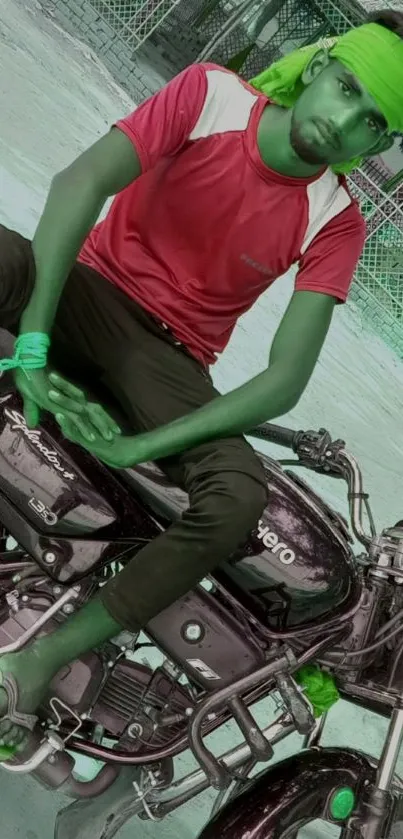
0, 332, 50, 374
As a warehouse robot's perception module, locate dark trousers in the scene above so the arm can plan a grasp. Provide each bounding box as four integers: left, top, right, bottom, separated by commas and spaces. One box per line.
0, 225, 267, 630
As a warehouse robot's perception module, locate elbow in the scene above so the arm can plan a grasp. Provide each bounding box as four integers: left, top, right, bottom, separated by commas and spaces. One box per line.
282, 389, 301, 414
271, 360, 309, 414
50, 169, 77, 194
51, 166, 105, 204
263, 384, 301, 420
270, 366, 305, 414
52, 166, 88, 189
275, 375, 305, 415
287, 377, 306, 411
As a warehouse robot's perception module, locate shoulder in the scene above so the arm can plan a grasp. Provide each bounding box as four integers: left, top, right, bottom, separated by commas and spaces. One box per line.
323, 184, 366, 244
302, 169, 366, 257
183, 63, 263, 141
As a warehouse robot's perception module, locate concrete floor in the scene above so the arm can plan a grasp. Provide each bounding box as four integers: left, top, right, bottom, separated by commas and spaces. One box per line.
2, 1, 403, 837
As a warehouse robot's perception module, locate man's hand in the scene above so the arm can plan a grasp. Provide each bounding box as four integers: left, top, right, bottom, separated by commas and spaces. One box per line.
15, 368, 81, 429
15, 369, 121, 443
48, 373, 121, 442
55, 411, 139, 469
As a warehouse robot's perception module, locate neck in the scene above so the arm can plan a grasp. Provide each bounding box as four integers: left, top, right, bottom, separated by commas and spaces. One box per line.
257, 103, 327, 178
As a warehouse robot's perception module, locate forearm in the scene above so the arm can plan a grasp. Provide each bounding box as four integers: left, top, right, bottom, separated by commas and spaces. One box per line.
129, 363, 300, 464
20, 172, 106, 334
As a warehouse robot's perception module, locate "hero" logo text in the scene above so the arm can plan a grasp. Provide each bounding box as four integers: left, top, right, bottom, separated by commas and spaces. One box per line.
256, 520, 296, 565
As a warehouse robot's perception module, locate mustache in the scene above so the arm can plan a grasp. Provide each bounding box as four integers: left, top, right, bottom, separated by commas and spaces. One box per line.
312, 117, 342, 151
290, 125, 330, 165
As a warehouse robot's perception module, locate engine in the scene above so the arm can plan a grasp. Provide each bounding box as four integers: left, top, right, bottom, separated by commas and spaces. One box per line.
0, 578, 193, 753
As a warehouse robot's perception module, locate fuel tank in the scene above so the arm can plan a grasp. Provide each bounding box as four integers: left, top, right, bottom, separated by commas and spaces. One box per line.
213, 455, 362, 634
0, 355, 361, 625
0, 381, 160, 582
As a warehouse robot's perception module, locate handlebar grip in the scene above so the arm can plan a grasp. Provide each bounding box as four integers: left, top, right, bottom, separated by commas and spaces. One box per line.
247, 422, 297, 449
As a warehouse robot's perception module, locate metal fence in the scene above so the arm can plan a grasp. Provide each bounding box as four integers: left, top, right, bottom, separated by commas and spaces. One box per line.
87, 0, 184, 49
348, 173, 403, 344
79, 0, 403, 356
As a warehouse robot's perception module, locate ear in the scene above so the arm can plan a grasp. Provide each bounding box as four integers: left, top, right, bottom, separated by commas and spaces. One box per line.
363, 133, 395, 159
301, 49, 331, 86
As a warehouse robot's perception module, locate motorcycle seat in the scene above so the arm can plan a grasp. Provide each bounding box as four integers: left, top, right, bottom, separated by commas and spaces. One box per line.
121, 462, 189, 522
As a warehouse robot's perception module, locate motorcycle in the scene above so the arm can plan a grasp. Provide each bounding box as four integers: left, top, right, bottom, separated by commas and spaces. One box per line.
0, 330, 402, 839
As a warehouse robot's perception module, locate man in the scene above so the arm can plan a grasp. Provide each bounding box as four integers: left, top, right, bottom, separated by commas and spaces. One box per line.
0, 11, 401, 749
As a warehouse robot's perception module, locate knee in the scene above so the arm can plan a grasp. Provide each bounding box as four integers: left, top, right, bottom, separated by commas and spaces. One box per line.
191, 469, 268, 551
220, 471, 268, 531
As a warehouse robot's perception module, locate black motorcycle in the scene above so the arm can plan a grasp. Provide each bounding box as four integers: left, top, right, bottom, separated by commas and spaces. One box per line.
0, 330, 402, 839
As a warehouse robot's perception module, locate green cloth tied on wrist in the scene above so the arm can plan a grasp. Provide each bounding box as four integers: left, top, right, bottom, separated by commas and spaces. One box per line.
0, 333, 50, 374
249, 22, 403, 174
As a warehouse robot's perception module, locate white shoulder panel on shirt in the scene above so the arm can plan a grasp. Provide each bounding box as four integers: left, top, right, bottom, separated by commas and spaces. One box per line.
301, 168, 352, 255
189, 69, 259, 139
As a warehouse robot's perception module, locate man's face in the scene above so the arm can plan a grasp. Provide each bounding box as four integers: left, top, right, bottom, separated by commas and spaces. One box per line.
290, 57, 389, 165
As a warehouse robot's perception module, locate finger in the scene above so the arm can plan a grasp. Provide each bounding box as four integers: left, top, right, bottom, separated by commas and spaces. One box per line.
86, 404, 121, 441
23, 397, 40, 429
14, 728, 29, 748
57, 412, 100, 445
91, 404, 121, 435
48, 373, 86, 402
94, 405, 122, 436
48, 389, 86, 414
69, 413, 100, 443
5, 725, 20, 747
56, 413, 117, 466
15, 735, 30, 754
56, 413, 82, 444
0, 720, 12, 739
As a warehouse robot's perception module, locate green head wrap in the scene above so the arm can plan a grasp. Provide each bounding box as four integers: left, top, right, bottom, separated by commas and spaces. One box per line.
249, 22, 403, 174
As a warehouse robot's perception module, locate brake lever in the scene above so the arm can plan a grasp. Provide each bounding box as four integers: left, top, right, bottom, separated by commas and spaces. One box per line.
293, 428, 346, 477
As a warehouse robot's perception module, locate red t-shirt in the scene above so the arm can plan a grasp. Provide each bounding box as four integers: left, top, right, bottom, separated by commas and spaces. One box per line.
79, 63, 366, 366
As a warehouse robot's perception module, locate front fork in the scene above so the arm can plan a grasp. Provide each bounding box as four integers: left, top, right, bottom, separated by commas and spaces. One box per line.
198, 746, 376, 839
302, 706, 403, 839
198, 706, 403, 839
340, 704, 403, 839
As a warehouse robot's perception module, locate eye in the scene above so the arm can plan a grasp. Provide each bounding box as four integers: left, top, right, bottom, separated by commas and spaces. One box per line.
339, 80, 352, 96
366, 117, 380, 134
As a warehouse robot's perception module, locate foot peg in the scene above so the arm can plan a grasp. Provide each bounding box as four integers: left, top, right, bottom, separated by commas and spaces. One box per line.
274, 672, 315, 735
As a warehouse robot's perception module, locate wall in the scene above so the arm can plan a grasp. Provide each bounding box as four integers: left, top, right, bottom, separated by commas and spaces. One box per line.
39, 0, 172, 102
349, 282, 403, 353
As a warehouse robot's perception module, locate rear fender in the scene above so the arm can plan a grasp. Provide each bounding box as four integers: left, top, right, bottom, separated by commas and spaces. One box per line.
198, 747, 375, 839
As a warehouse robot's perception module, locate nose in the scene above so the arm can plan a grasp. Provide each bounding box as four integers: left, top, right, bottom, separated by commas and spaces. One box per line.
330, 105, 365, 140
325, 118, 342, 150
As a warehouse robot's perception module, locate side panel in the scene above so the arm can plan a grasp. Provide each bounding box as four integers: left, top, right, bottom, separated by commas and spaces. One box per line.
147, 587, 266, 689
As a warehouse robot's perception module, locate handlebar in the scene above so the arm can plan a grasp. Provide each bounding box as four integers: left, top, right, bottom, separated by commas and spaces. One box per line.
247, 422, 297, 449
248, 422, 374, 549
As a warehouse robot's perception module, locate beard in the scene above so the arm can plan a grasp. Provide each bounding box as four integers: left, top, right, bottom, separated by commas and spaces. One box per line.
290, 116, 329, 166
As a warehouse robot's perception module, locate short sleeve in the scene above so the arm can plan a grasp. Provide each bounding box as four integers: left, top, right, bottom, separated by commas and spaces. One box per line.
114, 64, 208, 173
295, 203, 366, 302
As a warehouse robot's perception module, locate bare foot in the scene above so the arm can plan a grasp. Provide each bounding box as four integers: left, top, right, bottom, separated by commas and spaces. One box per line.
0, 647, 53, 750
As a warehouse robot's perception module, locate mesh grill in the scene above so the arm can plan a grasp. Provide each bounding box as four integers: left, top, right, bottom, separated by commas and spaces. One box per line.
88, 0, 184, 47
347, 166, 403, 350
